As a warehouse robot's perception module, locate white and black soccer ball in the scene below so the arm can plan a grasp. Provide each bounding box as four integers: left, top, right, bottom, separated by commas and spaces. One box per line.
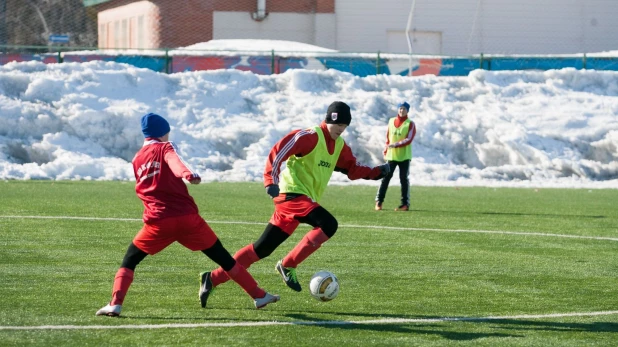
309, 270, 339, 302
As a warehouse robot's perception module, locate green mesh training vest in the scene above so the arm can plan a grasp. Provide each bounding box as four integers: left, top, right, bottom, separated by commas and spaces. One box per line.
280, 126, 344, 202
385, 118, 412, 161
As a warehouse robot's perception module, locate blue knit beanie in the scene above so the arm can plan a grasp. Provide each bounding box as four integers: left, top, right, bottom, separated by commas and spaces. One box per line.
141, 113, 170, 138
398, 102, 410, 111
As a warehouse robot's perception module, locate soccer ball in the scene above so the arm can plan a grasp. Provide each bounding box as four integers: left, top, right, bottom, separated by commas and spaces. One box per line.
309, 270, 339, 302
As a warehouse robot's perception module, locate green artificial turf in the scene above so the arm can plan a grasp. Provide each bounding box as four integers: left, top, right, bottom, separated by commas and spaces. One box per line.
0, 181, 616, 346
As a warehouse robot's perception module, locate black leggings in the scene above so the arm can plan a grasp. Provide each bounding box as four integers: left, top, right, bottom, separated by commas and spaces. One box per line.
201, 239, 237, 271
120, 239, 237, 272
252, 206, 338, 259
120, 243, 148, 270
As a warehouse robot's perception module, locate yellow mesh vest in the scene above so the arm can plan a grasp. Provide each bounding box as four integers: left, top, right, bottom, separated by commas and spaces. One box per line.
385, 118, 412, 161
280, 126, 344, 202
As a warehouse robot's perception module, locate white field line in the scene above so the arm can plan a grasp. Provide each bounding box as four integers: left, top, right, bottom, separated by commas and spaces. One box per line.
1, 216, 617, 330
1, 215, 618, 242
2, 310, 618, 330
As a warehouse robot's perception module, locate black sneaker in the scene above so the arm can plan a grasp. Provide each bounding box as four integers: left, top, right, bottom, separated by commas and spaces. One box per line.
199, 272, 215, 308
395, 205, 409, 211
275, 260, 301, 292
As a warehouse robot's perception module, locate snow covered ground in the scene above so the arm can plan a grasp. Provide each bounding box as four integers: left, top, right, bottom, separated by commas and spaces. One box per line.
0, 59, 616, 188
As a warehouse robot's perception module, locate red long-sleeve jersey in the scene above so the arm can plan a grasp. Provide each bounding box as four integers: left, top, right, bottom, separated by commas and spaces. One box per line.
132, 139, 201, 223
383, 115, 417, 155
264, 122, 383, 187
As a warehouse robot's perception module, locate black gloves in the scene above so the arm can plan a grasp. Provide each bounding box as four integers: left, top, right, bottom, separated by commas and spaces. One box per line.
266, 184, 280, 198
375, 163, 391, 180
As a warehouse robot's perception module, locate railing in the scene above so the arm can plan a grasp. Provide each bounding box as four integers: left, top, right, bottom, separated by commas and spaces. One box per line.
1, 45, 617, 77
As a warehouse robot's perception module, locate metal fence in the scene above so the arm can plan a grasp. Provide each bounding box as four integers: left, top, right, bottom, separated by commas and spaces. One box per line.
2, 44, 618, 77
2, 1, 618, 77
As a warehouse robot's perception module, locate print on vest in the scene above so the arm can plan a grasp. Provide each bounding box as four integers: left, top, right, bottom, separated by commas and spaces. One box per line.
318, 160, 332, 168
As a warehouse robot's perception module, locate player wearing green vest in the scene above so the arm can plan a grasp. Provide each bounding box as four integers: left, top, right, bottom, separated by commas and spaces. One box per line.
375, 101, 417, 211
198, 101, 390, 301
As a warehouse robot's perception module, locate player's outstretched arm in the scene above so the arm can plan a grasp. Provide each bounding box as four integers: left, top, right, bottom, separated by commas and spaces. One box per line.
335, 144, 386, 180
164, 142, 201, 184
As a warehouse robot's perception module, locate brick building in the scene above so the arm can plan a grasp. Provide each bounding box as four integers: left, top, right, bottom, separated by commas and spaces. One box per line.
84, 0, 335, 50
84, 0, 618, 55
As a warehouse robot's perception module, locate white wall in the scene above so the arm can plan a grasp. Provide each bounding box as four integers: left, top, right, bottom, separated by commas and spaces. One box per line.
314, 14, 337, 50
98, 1, 159, 49
335, 0, 618, 55
213, 12, 336, 50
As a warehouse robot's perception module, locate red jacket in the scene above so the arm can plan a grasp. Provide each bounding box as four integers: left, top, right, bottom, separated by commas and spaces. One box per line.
132, 139, 201, 223
264, 122, 383, 187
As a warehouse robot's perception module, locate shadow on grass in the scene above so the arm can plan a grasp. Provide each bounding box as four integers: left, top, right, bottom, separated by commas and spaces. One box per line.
317, 323, 520, 341
283, 312, 517, 340
482, 318, 618, 333
283, 310, 417, 320
118, 309, 618, 341
281, 312, 618, 340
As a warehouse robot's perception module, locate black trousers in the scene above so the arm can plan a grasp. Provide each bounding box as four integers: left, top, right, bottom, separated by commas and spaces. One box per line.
375, 159, 410, 206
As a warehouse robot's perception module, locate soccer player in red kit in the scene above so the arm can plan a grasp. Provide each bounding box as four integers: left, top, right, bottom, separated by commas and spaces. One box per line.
198, 102, 390, 303
96, 113, 279, 317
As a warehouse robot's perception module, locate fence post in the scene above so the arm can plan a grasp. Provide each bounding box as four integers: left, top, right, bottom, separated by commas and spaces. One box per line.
583, 53, 587, 70
271, 49, 275, 74
165, 49, 170, 74
479, 53, 484, 69
57, 50, 63, 63
376, 51, 380, 74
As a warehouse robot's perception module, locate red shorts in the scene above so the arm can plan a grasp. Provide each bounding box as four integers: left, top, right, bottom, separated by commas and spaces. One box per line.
133, 214, 217, 255
269, 195, 320, 235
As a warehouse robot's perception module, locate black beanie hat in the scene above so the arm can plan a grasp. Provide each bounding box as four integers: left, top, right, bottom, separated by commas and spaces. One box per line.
325, 101, 352, 125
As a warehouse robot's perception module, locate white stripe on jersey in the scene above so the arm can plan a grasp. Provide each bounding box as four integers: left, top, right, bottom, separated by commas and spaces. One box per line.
271, 129, 315, 184
169, 141, 200, 178
404, 122, 416, 144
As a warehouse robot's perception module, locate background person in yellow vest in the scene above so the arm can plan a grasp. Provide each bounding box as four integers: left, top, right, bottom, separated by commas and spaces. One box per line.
198, 101, 390, 299
375, 101, 417, 211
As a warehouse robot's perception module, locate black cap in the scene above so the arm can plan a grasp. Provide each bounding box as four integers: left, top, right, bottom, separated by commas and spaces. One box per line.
325, 101, 352, 126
